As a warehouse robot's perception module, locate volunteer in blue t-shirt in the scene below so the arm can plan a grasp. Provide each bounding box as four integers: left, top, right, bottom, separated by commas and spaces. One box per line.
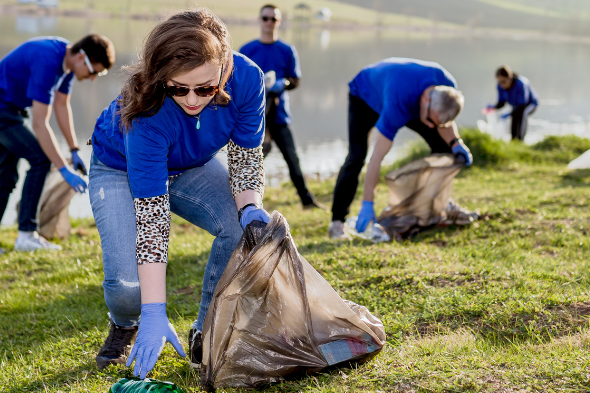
329, 58, 475, 240
0, 34, 115, 253
90, 10, 269, 378
486, 65, 539, 141
240, 4, 321, 209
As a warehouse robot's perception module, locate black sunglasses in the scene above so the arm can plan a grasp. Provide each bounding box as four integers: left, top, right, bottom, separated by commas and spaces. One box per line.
261, 16, 278, 22
164, 65, 223, 97
164, 84, 219, 97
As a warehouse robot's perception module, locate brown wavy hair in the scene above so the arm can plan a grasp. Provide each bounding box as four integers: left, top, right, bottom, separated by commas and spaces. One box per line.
118, 8, 233, 131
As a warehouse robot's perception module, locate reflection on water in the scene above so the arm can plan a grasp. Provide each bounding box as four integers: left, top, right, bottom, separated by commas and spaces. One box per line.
1, 14, 590, 224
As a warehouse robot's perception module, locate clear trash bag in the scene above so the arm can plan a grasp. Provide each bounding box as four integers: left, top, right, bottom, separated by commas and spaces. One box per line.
201, 212, 386, 390
345, 216, 392, 243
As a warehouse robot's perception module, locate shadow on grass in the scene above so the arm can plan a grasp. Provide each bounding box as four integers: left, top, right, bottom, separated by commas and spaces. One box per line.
407, 301, 590, 345
561, 169, 590, 188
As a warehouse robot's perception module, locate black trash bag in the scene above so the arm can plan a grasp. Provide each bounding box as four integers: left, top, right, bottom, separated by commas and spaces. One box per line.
201, 212, 386, 390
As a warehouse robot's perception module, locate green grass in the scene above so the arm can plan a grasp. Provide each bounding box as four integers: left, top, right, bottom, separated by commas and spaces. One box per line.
2, 131, 590, 392
0, 0, 448, 28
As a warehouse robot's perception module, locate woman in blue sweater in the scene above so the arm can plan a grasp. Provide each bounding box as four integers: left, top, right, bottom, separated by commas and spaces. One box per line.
89, 9, 269, 378
489, 65, 539, 141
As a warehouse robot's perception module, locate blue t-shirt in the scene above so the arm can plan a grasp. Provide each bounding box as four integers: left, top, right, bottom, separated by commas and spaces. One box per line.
92, 52, 265, 199
497, 75, 538, 107
0, 37, 74, 111
239, 39, 301, 125
349, 57, 457, 141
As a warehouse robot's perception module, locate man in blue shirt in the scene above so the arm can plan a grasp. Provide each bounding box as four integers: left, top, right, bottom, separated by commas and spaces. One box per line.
0, 34, 115, 252
240, 4, 321, 209
487, 65, 538, 141
329, 58, 474, 240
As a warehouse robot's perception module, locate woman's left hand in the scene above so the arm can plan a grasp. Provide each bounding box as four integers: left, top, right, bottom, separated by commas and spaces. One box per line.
126, 303, 185, 379
240, 205, 270, 229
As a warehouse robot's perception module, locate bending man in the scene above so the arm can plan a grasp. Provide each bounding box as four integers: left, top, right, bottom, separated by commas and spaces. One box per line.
0, 34, 115, 252
329, 57, 473, 240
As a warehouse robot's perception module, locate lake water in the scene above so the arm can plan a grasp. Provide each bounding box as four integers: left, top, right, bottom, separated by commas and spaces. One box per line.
1, 14, 590, 225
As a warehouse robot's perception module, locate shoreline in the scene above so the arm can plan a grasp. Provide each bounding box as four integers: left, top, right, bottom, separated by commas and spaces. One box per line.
2, 4, 590, 45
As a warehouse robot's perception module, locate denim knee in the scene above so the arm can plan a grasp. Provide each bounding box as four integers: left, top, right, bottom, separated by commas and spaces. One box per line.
103, 278, 141, 327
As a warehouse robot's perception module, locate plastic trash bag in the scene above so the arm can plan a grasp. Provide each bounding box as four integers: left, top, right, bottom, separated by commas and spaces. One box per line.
377, 154, 464, 239
568, 149, 590, 170
201, 213, 386, 390
477, 108, 510, 140
345, 216, 391, 243
38, 165, 77, 239
16, 164, 76, 239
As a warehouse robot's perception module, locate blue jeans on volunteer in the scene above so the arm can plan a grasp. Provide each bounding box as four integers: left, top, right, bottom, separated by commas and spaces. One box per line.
90, 51, 268, 378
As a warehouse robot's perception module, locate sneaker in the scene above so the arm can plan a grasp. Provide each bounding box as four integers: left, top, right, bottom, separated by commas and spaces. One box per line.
14, 231, 62, 252
441, 200, 479, 226
328, 220, 352, 240
188, 327, 203, 369
95, 319, 138, 370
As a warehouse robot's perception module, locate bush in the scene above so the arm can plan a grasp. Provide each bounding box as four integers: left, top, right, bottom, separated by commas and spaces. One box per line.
383, 128, 590, 174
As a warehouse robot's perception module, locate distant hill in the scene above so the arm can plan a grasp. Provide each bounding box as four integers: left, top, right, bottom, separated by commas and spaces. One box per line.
333, 0, 590, 36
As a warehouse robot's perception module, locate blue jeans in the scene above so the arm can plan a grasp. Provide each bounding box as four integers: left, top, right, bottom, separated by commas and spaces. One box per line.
89, 153, 243, 331
0, 108, 51, 231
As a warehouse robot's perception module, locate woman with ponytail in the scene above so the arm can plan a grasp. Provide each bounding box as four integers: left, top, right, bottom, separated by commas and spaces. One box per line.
487, 65, 539, 141
89, 9, 268, 378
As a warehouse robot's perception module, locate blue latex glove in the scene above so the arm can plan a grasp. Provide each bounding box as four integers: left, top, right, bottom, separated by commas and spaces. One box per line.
58, 166, 87, 193
240, 205, 270, 230
71, 149, 87, 175
126, 303, 186, 379
356, 200, 376, 233
452, 142, 473, 166
268, 78, 287, 94
500, 112, 511, 120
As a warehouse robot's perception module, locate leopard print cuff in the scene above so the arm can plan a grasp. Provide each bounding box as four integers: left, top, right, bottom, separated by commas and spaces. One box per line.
133, 194, 171, 265
227, 140, 265, 198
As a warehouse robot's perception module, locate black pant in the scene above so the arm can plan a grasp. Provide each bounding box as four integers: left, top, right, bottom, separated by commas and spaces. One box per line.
331, 94, 452, 222
0, 108, 51, 231
266, 123, 315, 206
511, 104, 536, 141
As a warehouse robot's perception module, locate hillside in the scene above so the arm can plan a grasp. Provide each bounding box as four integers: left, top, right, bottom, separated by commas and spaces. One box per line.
335, 0, 590, 36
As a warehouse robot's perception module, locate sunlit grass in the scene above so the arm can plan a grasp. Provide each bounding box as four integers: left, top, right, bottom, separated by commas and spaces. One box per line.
1, 132, 590, 392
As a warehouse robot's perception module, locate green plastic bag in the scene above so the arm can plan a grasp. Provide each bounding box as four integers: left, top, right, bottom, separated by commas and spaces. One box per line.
109, 377, 187, 393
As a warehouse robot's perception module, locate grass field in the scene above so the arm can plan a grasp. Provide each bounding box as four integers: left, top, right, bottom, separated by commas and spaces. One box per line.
1, 130, 590, 392
0, 0, 447, 28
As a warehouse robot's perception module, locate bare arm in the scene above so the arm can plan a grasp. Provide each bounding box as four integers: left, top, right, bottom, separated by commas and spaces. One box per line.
138, 264, 167, 304
235, 189, 263, 210
53, 91, 79, 150
31, 100, 67, 169
437, 121, 461, 148
362, 130, 393, 202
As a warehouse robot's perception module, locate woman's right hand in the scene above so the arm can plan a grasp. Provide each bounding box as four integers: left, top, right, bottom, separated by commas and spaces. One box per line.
126, 303, 185, 379
240, 205, 270, 229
